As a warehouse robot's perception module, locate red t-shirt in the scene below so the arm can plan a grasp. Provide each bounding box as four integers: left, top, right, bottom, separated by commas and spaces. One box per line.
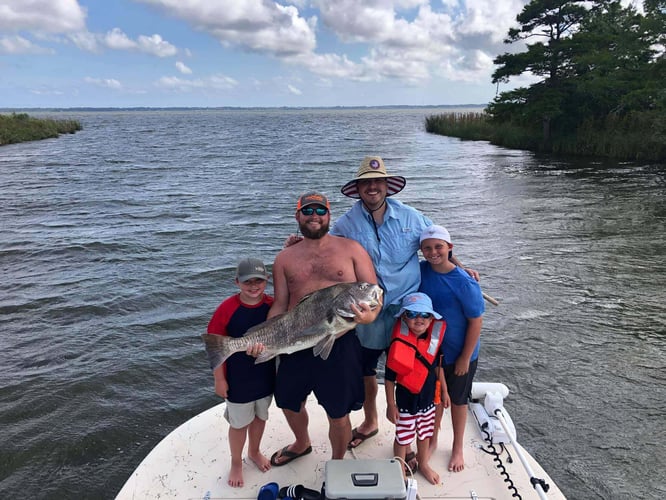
207, 293, 275, 403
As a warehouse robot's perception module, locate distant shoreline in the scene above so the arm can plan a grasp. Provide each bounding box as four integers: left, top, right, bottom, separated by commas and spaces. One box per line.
0, 104, 487, 113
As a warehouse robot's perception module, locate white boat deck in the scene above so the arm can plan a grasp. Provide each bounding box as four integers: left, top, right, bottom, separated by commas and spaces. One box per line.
117, 386, 566, 500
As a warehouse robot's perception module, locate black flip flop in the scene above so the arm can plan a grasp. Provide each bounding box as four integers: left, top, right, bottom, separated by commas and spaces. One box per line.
270, 445, 313, 467
347, 427, 379, 449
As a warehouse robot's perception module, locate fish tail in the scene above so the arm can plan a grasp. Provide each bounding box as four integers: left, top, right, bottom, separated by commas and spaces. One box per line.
201, 333, 233, 371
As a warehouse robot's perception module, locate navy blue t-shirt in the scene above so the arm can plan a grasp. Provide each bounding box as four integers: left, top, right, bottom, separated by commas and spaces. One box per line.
207, 294, 275, 403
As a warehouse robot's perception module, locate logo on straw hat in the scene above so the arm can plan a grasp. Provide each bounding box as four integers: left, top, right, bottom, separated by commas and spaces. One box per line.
369, 159, 381, 169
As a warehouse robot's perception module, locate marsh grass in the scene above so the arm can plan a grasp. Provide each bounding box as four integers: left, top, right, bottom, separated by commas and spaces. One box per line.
425, 112, 495, 141
0, 113, 82, 146
425, 111, 665, 161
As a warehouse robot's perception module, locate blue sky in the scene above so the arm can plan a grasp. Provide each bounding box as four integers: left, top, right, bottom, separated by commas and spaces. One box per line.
0, 0, 621, 108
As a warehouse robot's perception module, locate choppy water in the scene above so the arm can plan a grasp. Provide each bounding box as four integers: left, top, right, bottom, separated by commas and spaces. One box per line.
1, 108, 664, 499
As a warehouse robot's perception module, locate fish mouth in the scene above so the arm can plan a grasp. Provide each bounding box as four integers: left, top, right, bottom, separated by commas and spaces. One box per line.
349, 283, 383, 312
367, 285, 383, 308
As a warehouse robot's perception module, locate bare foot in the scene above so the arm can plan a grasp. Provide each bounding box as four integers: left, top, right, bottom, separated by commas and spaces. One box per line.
418, 462, 440, 485
448, 449, 465, 472
249, 451, 271, 472
228, 461, 243, 488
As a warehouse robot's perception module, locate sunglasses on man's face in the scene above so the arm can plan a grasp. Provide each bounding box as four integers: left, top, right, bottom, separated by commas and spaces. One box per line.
404, 310, 433, 319
300, 206, 328, 216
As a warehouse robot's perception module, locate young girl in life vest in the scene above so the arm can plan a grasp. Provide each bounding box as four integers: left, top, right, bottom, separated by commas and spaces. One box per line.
385, 292, 450, 485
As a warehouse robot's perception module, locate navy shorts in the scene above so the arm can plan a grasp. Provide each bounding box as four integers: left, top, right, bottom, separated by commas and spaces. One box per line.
360, 346, 386, 377
444, 358, 478, 406
275, 330, 364, 419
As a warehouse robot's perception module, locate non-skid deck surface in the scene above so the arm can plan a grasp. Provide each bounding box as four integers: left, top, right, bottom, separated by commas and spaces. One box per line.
117, 390, 566, 499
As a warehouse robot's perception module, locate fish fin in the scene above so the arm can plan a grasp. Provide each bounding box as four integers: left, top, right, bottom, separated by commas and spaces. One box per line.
336, 307, 356, 318
254, 351, 277, 364
313, 336, 336, 360
294, 290, 316, 307
200, 333, 231, 371
298, 316, 350, 340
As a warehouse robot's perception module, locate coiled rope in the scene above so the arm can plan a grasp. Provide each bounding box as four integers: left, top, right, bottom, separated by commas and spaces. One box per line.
478, 423, 522, 499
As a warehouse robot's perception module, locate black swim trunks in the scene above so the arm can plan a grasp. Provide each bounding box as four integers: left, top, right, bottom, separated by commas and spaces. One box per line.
275, 330, 364, 419
444, 358, 478, 406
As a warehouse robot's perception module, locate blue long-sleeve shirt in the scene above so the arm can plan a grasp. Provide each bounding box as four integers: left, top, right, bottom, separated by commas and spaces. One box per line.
331, 198, 432, 308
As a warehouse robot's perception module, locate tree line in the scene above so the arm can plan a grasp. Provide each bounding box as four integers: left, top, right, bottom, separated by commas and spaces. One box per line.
427, 0, 665, 161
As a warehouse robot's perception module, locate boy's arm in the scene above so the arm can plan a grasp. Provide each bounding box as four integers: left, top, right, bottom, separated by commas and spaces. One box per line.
454, 316, 483, 376
213, 364, 229, 398
207, 305, 232, 397
384, 380, 399, 424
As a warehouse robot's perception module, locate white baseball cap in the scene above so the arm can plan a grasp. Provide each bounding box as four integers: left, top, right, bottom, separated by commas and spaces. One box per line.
419, 225, 452, 245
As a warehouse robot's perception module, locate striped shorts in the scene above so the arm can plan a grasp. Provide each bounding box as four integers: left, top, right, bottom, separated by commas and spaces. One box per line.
395, 404, 436, 445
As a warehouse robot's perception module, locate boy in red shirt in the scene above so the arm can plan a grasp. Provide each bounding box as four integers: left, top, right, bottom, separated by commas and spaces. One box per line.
207, 257, 275, 488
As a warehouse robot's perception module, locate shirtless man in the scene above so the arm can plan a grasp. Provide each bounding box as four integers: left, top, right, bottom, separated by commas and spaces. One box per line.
269, 192, 382, 466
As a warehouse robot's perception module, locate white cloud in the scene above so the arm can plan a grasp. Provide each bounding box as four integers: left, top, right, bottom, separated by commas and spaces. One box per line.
137, 0, 317, 56
133, 0, 521, 85
452, 0, 526, 47
304, 0, 532, 84
286, 52, 364, 79
68, 28, 178, 57
103, 28, 136, 51
287, 84, 302, 95
155, 74, 238, 92
30, 88, 65, 95
284, 0, 309, 8
68, 31, 99, 52
137, 34, 177, 57
175, 61, 192, 74
84, 77, 122, 89
0, 0, 86, 33
0, 35, 53, 54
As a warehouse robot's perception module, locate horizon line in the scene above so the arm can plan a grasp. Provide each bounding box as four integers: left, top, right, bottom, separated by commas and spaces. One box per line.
1, 104, 488, 112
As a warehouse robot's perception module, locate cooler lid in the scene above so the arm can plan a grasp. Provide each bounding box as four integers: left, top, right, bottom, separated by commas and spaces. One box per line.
324, 459, 407, 499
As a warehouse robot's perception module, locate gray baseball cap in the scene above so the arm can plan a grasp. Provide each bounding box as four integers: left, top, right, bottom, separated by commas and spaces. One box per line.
236, 257, 269, 282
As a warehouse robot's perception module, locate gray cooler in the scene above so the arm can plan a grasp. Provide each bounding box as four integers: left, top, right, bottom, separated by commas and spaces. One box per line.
323, 459, 407, 500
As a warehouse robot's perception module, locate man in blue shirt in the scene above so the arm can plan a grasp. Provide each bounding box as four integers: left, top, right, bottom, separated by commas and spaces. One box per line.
331, 156, 478, 450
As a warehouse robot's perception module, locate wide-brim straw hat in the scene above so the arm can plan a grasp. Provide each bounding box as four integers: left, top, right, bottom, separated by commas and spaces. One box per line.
341, 156, 406, 199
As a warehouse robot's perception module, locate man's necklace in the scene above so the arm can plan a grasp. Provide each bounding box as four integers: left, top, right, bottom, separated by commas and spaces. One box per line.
363, 199, 386, 243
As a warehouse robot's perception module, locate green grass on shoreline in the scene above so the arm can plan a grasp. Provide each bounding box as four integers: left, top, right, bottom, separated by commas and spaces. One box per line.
425, 111, 666, 162
0, 113, 82, 146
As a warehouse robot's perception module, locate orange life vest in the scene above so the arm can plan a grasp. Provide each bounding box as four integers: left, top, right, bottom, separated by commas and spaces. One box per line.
386, 319, 446, 394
